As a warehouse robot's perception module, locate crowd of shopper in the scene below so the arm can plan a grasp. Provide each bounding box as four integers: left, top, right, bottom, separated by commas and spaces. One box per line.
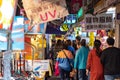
48, 36, 120, 80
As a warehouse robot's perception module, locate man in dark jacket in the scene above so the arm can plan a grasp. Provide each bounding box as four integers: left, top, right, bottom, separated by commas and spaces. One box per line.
101, 37, 120, 80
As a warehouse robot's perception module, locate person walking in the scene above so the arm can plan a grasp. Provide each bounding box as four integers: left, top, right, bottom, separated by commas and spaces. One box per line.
65, 39, 75, 58
74, 39, 89, 80
56, 42, 74, 80
101, 37, 120, 80
76, 36, 81, 44
86, 40, 104, 80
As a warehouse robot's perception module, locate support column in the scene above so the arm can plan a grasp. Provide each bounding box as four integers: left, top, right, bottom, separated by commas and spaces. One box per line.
115, 4, 120, 48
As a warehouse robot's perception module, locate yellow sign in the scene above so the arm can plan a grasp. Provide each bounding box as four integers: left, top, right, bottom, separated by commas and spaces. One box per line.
60, 24, 69, 31
89, 32, 94, 47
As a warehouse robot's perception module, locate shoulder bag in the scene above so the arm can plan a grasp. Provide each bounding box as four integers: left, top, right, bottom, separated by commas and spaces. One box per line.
63, 50, 73, 72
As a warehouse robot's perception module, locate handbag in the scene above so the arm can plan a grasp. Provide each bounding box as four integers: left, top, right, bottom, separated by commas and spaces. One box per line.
54, 61, 60, 76
62, 50, 73, 72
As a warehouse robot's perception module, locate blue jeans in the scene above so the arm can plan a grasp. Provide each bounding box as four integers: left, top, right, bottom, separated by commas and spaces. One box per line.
104, 74, 120, 80
78, 69, 88, 80
59, 67, 70, 80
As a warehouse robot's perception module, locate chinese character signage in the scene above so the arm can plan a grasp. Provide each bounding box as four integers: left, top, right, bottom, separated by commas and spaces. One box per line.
22, 0, 69, 24
85, 14, 113, 30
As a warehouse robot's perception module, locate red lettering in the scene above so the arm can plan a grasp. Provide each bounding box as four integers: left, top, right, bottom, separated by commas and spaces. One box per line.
48, 10, 56, 18
40, 12, 48, 21
40, 10, 56, 21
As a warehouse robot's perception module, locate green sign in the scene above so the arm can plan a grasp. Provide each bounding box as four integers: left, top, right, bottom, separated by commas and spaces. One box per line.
77, 7, 83, 18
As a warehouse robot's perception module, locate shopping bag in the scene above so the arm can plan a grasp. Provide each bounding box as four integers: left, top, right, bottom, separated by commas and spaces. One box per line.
54, 61, 60, 76
70, 70, 76, 78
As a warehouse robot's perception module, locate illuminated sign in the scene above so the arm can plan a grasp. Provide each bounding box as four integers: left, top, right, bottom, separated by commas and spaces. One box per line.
64, 14, 77, 24
0, 0, 17, 30
60, 24, 69, 31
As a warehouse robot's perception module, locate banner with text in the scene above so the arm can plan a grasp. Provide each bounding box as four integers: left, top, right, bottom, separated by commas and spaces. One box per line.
22, 0, 69, 24
85, 14, 113, 30
33, 60, 50, 72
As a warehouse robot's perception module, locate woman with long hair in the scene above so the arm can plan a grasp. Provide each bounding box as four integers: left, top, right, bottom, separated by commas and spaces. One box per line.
86, 40, 104, 80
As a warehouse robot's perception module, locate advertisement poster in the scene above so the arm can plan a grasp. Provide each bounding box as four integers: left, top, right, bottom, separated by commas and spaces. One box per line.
33, 60, 50, 72
11, 16, 24, 50
25, 60, 50, 72
22, 0, 69, 24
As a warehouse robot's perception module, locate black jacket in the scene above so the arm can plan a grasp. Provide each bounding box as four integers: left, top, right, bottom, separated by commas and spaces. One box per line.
101, 47, 120, 75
